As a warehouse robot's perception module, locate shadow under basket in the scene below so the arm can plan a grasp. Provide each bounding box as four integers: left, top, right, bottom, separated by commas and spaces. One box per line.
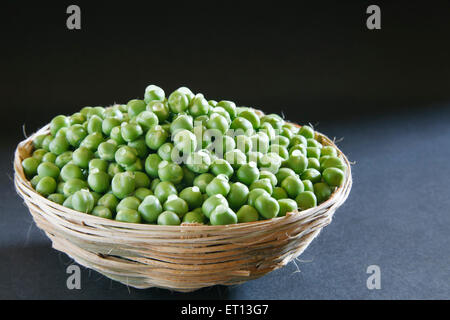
14, 123, 352, 292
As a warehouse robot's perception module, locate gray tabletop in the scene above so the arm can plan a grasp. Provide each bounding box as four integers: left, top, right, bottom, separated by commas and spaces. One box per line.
1, 106, 449, 300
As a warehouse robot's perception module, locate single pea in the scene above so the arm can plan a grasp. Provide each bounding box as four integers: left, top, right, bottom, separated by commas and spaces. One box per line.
115, 146, 137, 167
321, 146, 338, 157
235, 162, 258, 186
255, 195, 279, 219
92, 206, 113, 219
206, 174, 230, 197
168, 90, 189, 113
289, 134, 307, 148
210, 205, 238, 225
117, 196, 141, 212
307, 157, 321, 170
249, 178, 273, 195
301, 168, 322, 184
101, 117, 121, 136
97, 193, 119, 213
47, 193, 66, 205
116, 208, 141, 223
144, 84, 165, 103
136, 110, 159, 131
323, 167, 345, 187
147, 100, 170, 123
278, 198, 298, 217
306, 138, 322, 149
236, 205, 259, 223
32, 149, 47, 162
144, 153, 162, 178
163, 195, 189, 218
87, 115, 103, 134
202, 194, 228, 218
182, 210, 206, 224
216, 100, 237, 119
210, 158, 233, 178
41, 135, 53, 152
22, 157, 41, 178
110, 126, 126, 145
50, 115, 70, 136
281, 175, 304, 199
72, 147, 94, 169
211, 107, 231, 125
157, 142, 175, 161
145, 125, 169, 150
87, 107, 105, 119
158, 161, 184, 184
54, 151, 73, 168
49, 135, 69, 156
185, 151, 210, 174
128, 138, 149, 159
33, 134, 47, 149
42, 152, 57, 163
286, 149, 308, 174
189, 94, 210, 117
258, 152, 282, 174
239, 109, 260, 129
321, 156, 346, 172
89, 158, 108, 172
296, 191, 317, 210
206, 114, 229, 134
259, 170, 277, 188
154, 181, 178, 203
127, 99, 146, 118
306, 147, 321, 159
66, 125, 87, 147
60, 163, 83, 181
87, 170, 110, 193
97, 141, 117, 161
313, 182, 332, 203
299, 125, 315, 139
227, 182, 249, 210
80, 132, 104, 151
121, 122, 143, 142
133, 171, 150, 188
193, 173, 215, 193
37, 162, 60, 179
247, 188, 270, 207
138, 195, 162, 223
170, 114, 194, 134
111, 172, 135, 199
272, 187, 288, 200
107, 162, 124, 177
63, 178, 87, 197
179, 186, 203, 210
302, 179, 314, 192
275, 168, 296, 185
230, 117, 253, 135
134, 187, 153, 201
71, 189, 95, 214
157, 211, 180, 225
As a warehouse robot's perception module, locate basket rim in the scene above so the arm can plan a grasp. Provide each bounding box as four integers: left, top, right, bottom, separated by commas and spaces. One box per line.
14, 121, 352, 231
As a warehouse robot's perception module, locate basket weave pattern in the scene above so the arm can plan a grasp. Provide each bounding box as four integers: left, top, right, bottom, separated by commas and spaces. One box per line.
14, 124, 352, 292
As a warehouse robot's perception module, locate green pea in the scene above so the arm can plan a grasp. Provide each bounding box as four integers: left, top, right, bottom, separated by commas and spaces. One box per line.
179, 186, 203, 210
193, 173, 215, 193
236, 205, 259, 223
235, 135, 253, 153
230, 117, 253, 135
55, 151, 73, 168
42, 152, 57, 163
97, 193, 119, 214
157, 211, 180, 225
117, 196, 141, 212
173, 129, 197, 154
206, 174, 231, 197
22, 157, 40, 178
98, 141, 117, 161
66, 125, 87, 147
71, 189, 95, 213
239, 109, 260, 129
206, 114, 229, 134
56, 181, 65, 194
202, 194, 228, 218
35, 175, 56, 196
301, 168, 322, 184
224, 149, 247, 169
168, 91, 189, 114
209, 159, 233, 177
145, 153, 162, 178
278, 198, 297, 217
47, 193, 66, 205
144, 84, 165, 103
189, 94, 210, 117
88, 170, 110, 193
236, 162, 259, 186
116, 208, 141, 223
163, 195, 189, 218
289, 135, 307, 148
182, 210, 206, 224
157, 142, 175, 161
32, 149, 47, 162
80, 132, 103, 151
255, 195, 279, 219
306, 147, 321, 159
121, 122, 143, 142
247, 188, 270, 207
134, 171, 151, 188
101, 117, 121, 136
33, 134, 47, 149
60, 163, 83, 181
41, 135, 53, 152
134, 187, 153, 201
302, 179, 314, 192
111, 172, 135, 199
210, 205, 237, 225
87, 106, 105, 119
87, 115, 103, 134
128, 138, 149, 159
258, 153, 282, 174
115, 146, 137, 167
158, 161, 183, 184
136, 110, 159, 131
145, 125, 169, 150
186, 150, 211, 174
321, 156, 346, 172
307, 158, 321, 170
92, 206, 113, 219
299, 125, 315, 139
30, 175, 42, 188
275, 168, 296, 185
272, 187, 288, 200
127, 99, 146, 118
286, 149, 308, 174
147, 100, 170, 123
259, 170, 277, 188
268, 144, 289, 160
154, 181, 178, 203
296, 191, 317, 210
49, 135, 69, 156
321, 146, 338, 157
249, 178, 273, 195
313, 182, 332, 203
63, 178, 87, 197
37, 162, 60, 179
72, 147, 94, 169
138, 195, 162, 223
281, 175, 304, 199
50, 115, 70, 136
110, 126, 126, 145
323, 167, 345, 187
227, 182, 249, 210
89, 159, 108, 172
216, 101, 237, 119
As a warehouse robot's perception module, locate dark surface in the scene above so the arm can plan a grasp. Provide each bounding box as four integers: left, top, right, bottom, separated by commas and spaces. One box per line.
1, 1, 450, 299
1, 106, 449, 299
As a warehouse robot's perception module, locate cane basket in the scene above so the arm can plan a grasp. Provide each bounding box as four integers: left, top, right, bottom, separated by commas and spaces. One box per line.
14, 121, 352, 292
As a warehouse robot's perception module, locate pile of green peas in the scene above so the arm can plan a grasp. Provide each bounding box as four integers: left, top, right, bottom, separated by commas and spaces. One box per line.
21, 84, 346, 225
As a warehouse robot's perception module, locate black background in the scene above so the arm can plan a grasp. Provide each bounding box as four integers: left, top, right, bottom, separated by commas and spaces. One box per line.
1, 1, 450, 300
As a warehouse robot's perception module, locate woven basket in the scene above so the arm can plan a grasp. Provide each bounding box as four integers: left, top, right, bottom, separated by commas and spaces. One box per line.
14, 122, 352, 292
